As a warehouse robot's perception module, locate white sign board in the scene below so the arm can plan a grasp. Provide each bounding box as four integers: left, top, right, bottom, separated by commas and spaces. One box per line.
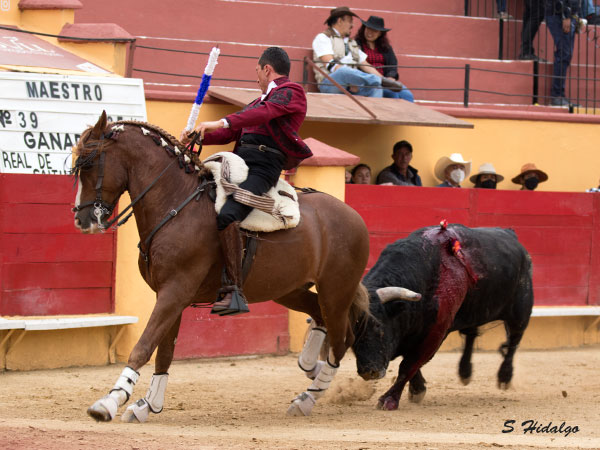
0, 72, 147, 174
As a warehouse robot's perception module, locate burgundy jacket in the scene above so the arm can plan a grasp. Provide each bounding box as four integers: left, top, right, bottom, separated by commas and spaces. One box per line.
203, 76, 312, 170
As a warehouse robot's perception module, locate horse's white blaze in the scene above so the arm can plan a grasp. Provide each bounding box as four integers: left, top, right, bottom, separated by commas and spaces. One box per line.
75, 175, 82, 210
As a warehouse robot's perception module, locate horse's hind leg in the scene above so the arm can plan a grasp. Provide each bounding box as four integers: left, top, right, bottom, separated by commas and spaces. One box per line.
287, 283, 359, 417
458, 327, 478, 385
87, 287, 187, 422
121, 314, 182, 423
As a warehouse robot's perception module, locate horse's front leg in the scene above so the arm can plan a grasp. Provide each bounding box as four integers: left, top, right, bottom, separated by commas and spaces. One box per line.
87, 287, 187, 422
120, 314, 182, 423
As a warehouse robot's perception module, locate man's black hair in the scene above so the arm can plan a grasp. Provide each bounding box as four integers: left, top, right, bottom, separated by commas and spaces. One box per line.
326, 14, 350, 27
393, 140, 413, 153
259, 47, 291, 76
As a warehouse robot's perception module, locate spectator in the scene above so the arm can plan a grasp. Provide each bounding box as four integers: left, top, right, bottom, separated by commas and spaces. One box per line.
376, 140, 422, 186
345, 169, 352, 183
582, 0, 600, 25
354, 16, 414, 102
545, 0, 581, 106
434, 153, 471, 188
586, 178, 600, 192
312, 6, 404, 97
511, 163, 548, 190
519, 0, 545, 60
350, 163, 372, 184
470, 163, 504, 189
495, 0, 513, 19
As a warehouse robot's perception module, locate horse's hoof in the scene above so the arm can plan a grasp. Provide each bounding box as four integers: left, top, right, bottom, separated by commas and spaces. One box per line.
376, 396, 399, 411
408, 390, 426, 404
460, 376, 471, 386
498, 381, 511, 390
121, 408, 140, 423
87, 396, 118, 422
286, 392, 315, 416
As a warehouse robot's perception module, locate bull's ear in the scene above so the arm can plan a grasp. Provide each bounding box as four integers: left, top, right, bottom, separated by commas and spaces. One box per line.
90, 110, 108, 140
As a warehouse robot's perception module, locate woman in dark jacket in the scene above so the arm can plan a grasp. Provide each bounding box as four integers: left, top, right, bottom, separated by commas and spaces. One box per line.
354, 16, 414, 102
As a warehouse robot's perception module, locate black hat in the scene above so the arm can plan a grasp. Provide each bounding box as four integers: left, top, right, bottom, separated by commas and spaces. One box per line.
325, 6, 358, 25
360, 15, 391, 32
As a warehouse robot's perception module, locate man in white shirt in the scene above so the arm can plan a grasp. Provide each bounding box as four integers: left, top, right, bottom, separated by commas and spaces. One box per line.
312, 6, 403, 97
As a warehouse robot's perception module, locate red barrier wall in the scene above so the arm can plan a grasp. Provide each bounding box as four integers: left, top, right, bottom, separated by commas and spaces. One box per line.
346, 185, 600, 306
0, 174, 116, 315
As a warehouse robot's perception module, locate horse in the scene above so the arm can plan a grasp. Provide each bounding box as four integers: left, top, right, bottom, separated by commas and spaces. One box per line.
73, 111, 370, 422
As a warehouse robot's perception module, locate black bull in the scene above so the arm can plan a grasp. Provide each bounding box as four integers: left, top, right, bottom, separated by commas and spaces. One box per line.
352, 224, 533, 410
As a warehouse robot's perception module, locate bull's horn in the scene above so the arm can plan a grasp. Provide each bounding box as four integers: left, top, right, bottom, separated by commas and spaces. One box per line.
377, 287, 422, 303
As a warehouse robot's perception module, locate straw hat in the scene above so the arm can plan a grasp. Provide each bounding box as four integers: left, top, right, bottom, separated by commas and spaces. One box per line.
469, 162, 504, 184
434, 153, 472, 181
324, 6, 358, 24
511, 163, 548, 184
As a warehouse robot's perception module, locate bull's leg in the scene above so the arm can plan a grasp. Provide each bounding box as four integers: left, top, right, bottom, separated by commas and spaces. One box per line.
87, 287, 187, 422
458, 327, 478, 385
286, 284, 355, 417
408, 369, 427, 403
121, 314, 182, 423
497, 320, 526, 389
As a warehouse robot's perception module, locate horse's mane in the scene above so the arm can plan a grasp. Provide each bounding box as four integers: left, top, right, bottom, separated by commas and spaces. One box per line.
74, 120, 205, 175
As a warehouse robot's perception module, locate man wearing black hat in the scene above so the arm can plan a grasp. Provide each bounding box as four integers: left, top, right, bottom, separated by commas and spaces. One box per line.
311, 6, 403, 97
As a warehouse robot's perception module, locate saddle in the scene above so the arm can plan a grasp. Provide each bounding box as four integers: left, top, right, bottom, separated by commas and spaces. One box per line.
203, 152, 301, 232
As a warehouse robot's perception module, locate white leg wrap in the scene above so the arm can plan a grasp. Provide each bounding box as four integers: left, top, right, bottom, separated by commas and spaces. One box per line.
307, 359, 338, 400
304, 360, 325, 380
298, 326, 326, 372
111, 366, 140, 400
287, 391, 316, 416
121, 373, 168, 423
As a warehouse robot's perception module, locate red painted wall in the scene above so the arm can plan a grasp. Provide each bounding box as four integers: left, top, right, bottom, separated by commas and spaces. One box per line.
0, 174, 116, 315
346, 185, 600, 306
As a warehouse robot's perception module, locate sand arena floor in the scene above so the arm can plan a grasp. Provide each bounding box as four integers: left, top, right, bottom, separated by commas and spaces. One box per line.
0, 347, 599, 449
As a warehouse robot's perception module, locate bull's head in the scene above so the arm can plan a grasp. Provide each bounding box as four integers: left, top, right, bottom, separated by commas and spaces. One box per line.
353, 287, 421, 380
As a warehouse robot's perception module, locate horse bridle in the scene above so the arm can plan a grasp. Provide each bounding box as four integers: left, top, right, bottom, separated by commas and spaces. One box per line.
72, 126, 206, 233
72, 131, 120, 228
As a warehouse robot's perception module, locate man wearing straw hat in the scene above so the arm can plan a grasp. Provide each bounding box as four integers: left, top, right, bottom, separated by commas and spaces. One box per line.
470, 163, 504, 189
311, 6, 404, 97
434, 153, 471, 188
512, 163, 548, 190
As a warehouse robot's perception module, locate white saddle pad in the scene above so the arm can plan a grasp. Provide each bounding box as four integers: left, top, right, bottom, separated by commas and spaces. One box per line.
203, 152, 300, 232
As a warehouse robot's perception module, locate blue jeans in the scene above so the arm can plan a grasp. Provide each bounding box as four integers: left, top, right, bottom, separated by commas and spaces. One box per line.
383, 87, 415, 102
318, 66, 382, 98
496, 0, 507, 12
545, 15, 576, 98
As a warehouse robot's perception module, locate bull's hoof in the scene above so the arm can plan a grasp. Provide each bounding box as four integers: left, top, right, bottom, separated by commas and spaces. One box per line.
286, 392, 315, 416
460, 376, 472, 386
498, 381, 511, 390
87, 395, 119, 422
408, 389, 426, 404
376, 396, 399, 411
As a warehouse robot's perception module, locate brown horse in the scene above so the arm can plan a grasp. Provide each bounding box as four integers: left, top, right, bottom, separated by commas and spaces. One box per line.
73, 112, 370, 422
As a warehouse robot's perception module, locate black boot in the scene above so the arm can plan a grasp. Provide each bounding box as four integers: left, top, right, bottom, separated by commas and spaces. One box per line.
211, 222, 250, 316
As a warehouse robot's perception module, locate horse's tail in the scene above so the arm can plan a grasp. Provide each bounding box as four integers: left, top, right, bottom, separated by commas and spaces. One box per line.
349, 282, 371, 327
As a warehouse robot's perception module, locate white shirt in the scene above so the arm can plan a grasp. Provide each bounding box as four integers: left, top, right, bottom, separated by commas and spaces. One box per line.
312, 28, 367, 64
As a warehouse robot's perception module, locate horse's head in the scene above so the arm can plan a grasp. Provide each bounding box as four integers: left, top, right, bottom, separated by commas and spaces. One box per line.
72, 111, 127, 233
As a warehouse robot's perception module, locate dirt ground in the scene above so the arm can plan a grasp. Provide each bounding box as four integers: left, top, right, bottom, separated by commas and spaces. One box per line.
0, 347, 599, 449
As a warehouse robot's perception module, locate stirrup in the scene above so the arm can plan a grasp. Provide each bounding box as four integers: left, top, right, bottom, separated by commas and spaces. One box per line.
210, 289, 249, 316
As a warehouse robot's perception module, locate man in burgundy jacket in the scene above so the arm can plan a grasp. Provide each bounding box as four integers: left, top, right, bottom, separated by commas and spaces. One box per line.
181, 47, 312, 316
